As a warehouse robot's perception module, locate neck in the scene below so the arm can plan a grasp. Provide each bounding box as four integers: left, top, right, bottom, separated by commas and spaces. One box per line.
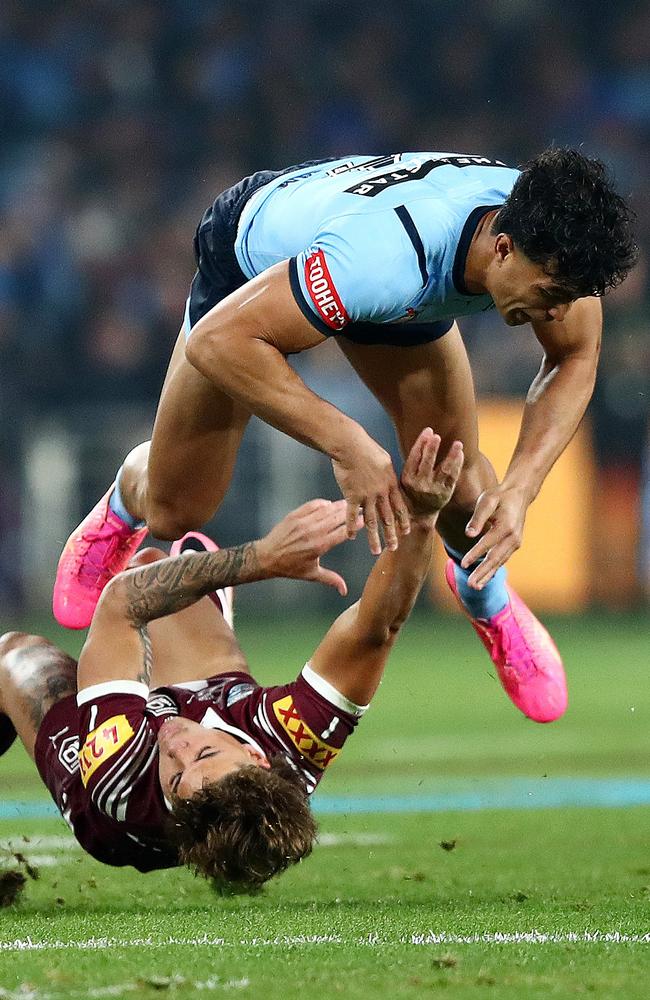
463, 209, 500, 294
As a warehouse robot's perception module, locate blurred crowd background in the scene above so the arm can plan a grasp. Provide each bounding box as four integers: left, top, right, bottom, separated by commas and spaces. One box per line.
0, 0, 648, 613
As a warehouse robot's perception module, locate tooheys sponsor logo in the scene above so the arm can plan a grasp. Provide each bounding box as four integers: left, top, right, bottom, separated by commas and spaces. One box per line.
304, 250, 349, 330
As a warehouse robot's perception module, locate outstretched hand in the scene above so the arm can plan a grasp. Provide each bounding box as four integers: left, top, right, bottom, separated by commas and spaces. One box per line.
460, 483, 530, 589
258, 498, 361, 596
400, 429, 464, 519
331, 432, 411, 556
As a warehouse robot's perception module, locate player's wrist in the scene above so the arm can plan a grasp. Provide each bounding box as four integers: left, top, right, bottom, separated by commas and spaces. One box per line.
407, 511, 438, 531
329, 421, 375, 464
250, 538, 276, 580
499, 474, 538, 505
399, 482, 444, 521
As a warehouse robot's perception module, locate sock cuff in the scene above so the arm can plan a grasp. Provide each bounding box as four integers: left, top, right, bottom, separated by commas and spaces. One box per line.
443, 543, 465, 565
110, 468, 146, 529
444, 543, 482, 572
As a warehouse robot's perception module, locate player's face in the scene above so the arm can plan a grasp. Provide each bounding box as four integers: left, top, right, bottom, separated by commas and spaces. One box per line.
486, 237, 575, 327
157, 717, 270, 800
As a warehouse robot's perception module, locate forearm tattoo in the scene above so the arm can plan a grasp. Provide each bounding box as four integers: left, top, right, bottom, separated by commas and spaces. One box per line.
124, 542, 262, 626
136, 625, 153, 686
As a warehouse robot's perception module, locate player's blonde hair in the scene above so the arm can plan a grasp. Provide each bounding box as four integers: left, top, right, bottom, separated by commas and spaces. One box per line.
172, 758, 316, 893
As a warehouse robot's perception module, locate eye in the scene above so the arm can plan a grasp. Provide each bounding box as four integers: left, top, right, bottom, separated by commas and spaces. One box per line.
196, 747, 219, 762
171, 771, 182, 793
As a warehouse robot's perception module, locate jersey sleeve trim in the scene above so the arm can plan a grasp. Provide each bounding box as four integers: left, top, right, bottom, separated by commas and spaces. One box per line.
301, 663, 368, 717
77, 680, 149, 707
288, 256, 335, 337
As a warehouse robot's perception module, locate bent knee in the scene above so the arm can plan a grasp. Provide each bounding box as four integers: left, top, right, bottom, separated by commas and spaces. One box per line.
127, 547, 168, 569
0, 631, 45, 658
147, 502, 209, 541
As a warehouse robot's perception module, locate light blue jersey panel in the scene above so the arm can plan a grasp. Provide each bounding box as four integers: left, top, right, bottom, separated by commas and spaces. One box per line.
234, 153, 520, 336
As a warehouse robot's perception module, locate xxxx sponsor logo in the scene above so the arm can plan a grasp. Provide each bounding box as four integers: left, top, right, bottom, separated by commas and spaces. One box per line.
304, 250, 348, 331
272, 696, 339, 770
79, 715, 134, 786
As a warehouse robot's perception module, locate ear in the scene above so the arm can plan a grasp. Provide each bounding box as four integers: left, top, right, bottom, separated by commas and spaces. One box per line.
244, 745, 271, 769
494, 233, 514, 263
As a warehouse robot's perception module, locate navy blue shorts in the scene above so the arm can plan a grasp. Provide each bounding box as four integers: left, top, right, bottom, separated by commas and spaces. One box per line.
185, 166, 452, 348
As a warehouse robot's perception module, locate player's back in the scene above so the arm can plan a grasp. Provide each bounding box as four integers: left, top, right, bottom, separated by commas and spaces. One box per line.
235, 152, 519, 279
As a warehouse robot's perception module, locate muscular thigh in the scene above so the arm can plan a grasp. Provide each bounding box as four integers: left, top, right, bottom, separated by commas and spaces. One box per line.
337, 323, 479, 460
147, 328, 250, 531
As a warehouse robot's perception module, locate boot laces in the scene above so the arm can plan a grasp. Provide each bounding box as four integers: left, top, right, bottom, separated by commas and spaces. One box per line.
76, 527, 134, 588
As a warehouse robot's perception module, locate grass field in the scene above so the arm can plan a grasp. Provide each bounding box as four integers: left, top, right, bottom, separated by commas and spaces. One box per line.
1, 611, 649, 998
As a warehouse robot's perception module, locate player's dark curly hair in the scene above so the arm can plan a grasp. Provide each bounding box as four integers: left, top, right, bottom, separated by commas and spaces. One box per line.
495, 148, 638, 297
171, 758, 317, 893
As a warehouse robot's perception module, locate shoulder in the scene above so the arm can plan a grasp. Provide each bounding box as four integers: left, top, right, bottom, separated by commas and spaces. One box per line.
254, 668, 363, 792
76, 681, 159, 820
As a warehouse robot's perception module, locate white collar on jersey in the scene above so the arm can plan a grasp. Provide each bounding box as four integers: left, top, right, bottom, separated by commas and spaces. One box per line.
199, 707, 267, 760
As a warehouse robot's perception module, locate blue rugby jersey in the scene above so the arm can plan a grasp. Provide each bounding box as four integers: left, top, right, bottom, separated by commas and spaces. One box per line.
233, 153, 520, 335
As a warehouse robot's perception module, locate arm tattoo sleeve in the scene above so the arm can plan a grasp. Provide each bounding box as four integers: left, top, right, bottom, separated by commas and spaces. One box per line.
136, 625, 153, 686
124, 542, 263, 626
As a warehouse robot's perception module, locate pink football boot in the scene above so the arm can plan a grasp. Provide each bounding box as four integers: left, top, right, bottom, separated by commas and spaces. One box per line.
445, 559, 567, 723
53, 488, 148, 629
170, 531, 234, 628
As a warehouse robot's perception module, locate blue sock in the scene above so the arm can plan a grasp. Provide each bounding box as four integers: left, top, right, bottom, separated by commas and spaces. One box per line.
445, 544, 509, 620
108, 467, 145, 529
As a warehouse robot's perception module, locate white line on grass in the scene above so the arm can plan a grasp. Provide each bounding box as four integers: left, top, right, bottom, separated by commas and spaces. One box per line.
0, 978, 249, 1000
0, 837, 79, 851
2, 931, 650, 953
0, 854, 60, 867
0, 833, 394, 856
316, 833, 392, 847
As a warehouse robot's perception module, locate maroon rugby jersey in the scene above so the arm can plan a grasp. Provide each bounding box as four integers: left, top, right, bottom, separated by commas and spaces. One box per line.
36, 667, 364, 872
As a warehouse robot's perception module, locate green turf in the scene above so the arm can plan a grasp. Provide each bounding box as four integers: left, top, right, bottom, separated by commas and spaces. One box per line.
1, 612, 650, 997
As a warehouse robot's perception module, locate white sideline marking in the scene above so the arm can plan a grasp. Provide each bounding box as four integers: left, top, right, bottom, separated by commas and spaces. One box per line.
0, 836, 78, 851
0, 978, 249, 999
2, 931, 650, 953
1, 854, 60, 868
1, 833, 389, 859
0, 834, 389, 877
316, 833, 391, 847
1, 837, 80, 868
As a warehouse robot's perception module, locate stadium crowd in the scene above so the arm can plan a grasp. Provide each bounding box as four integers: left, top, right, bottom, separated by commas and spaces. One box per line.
0, 0, 648, 606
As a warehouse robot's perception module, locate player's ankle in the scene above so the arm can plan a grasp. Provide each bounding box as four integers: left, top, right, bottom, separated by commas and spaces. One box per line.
446, 550, 509, 620
109, 468, 146, 530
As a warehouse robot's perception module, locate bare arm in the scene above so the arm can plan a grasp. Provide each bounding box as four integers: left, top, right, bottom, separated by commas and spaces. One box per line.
462, 296, 601, 587
310, 431, 464, 707
500, 295, 601, 500
185, 261, 410, 554
186, 262, 349, 454
77, 500, 354, 692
